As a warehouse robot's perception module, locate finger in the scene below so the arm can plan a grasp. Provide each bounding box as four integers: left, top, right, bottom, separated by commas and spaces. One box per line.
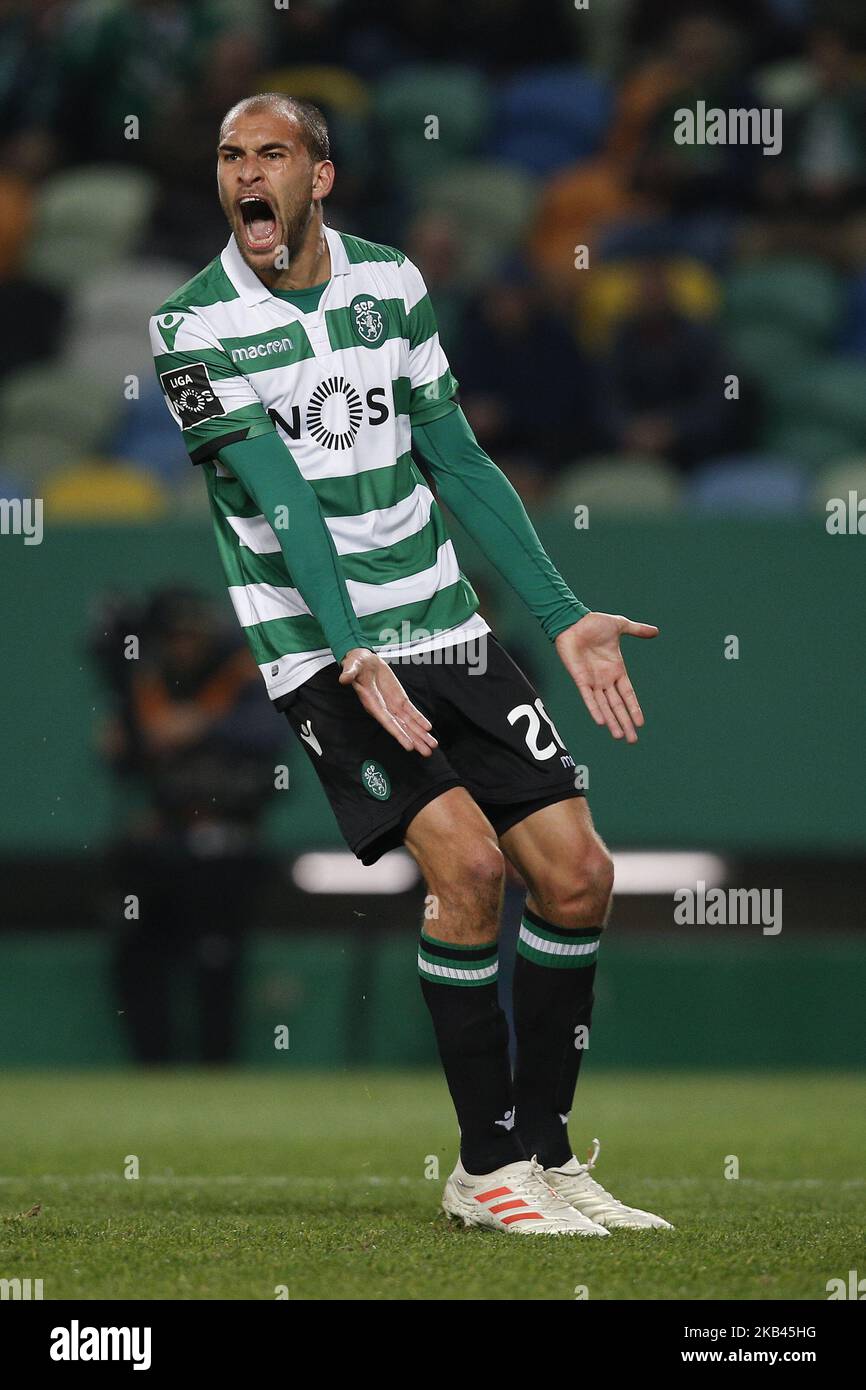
615, 674, 645, 727
620, 619, 659, 639
605, 684, 637, 743
386, 692, 433, 732
386, 717, 415, 752
380, 689, 437, 750
576, 681, 607, 727
394, 714, 438, 754
373, 667, 435, 734
375, 711, 417, 756
401, 716, 438, 754
361, 685, 437, 756
338, 660, 360, 685
387, 712, 435, 757
409, 725, 438, 751
595, 688, 625, 740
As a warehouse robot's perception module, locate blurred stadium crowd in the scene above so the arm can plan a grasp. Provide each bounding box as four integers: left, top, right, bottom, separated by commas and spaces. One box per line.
1, 0, 866, 516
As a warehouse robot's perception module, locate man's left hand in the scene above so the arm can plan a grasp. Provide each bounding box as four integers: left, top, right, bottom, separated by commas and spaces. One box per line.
555, 612, 659, 743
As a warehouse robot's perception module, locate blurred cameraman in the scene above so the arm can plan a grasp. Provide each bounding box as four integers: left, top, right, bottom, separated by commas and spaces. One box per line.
93, 587, 286, 1065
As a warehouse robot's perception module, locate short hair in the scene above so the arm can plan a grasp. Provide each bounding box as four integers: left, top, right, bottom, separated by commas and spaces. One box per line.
219, 93, 330, 162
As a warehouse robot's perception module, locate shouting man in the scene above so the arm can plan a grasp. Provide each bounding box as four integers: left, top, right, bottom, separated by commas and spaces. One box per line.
150, 93, 671, 1235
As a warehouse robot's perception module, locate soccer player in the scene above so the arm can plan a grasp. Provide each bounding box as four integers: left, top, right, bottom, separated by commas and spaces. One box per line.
149, 93, 672, 1235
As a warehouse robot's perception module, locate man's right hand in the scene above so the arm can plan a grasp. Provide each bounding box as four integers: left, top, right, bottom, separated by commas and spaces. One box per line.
338, 648, 438, 757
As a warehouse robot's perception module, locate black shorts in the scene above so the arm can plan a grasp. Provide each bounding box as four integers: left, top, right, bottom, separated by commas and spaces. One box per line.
277, 633, 584, 865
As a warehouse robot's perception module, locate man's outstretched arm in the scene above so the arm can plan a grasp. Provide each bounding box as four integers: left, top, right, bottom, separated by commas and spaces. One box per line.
218, 433, 437, 756
411, 405, 658, 742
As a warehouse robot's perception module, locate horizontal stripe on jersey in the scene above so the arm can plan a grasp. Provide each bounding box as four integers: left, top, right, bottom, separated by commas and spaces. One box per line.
219, 499, 449, 590
225, 479, 435, 557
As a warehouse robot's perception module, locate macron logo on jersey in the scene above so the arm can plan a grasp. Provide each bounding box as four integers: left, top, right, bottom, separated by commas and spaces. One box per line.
231, 336, 294, 364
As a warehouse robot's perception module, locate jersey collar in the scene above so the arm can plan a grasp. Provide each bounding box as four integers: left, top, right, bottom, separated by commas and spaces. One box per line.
221, 224, 349, 306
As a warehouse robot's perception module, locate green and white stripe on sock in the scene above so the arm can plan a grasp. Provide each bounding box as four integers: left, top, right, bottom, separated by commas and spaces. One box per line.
417, 931, 498, 987
517, 908, 601, 969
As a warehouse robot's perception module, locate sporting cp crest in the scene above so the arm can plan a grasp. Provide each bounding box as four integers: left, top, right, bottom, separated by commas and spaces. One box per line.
360, 759, 391, 800
351, 294, 387, 346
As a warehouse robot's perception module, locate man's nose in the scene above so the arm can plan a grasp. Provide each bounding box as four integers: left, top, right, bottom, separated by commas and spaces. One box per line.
238, 161, 264, 183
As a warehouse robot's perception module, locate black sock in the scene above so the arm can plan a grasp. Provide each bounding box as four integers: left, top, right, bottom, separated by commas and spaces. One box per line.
512, 907, 601, 1169
418, 930, 524, 1175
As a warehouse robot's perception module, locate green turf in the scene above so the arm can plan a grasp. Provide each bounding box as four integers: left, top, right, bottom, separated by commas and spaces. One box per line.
0, 1070, 863, 1300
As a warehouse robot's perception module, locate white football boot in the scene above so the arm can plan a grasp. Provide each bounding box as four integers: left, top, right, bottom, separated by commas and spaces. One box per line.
544, 1139, 674, 1230
442, 1154, 610, 1236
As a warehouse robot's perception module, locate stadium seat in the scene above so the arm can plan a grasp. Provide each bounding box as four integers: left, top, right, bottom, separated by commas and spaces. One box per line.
812, 457, 866, 514
752, 58, 816, 111
63, 328, 163, 390
415, 162, 536, 287
686, 456, 810, 514
41, 459, 169, 521
70, 260, 192, 338
723, 322, 818, 391
0, 366, 121, 454
761, 422, 859, 467
109, 383, 188, 482
487, 65, 612, 176
723, 258, 843, 346
1, 433, 81, 486
258, 65, 371, 116
25, 167, 157, 290
575, 258, 721, 352
768, 358, 866, 437
547, 455, 682, 514
0, 472, 25, 500
374, 66, 491, 185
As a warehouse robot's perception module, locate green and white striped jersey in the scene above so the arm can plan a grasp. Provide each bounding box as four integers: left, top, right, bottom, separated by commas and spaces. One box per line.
149, 226, 488, 699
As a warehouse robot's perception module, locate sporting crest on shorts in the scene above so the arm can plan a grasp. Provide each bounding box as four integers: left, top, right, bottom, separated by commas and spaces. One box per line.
361, 759, 391, 800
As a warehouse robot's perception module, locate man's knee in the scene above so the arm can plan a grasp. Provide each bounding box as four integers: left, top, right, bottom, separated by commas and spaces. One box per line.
531, 839, 614, 929
406, 789, 506, 937
434, 837, 505, 909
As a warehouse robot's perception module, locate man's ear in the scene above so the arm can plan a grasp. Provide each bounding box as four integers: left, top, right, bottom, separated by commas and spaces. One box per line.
312, 159, 335, 202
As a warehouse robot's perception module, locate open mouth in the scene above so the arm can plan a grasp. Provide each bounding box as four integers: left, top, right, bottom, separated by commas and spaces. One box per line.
238, 195, 277, 252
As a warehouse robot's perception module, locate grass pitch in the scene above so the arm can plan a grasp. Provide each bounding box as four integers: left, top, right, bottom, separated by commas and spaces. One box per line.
0, 1070, 862, 1301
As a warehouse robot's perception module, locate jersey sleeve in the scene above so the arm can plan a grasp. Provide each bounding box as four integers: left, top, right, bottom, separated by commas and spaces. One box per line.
149, 308, 277, 465
400, 257, 459, 426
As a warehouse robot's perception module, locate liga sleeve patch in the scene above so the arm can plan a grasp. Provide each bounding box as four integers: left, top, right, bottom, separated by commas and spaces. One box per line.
159, 362, 227, 430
